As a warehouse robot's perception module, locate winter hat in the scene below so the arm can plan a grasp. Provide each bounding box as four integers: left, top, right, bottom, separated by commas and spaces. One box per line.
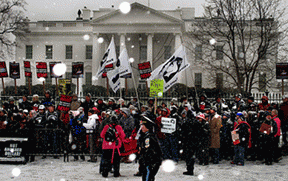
262, 96, 268, 101
181, 110, 187, 116
161, 108, 168, 113
121, 108, 130, 116
196, 114, 205, 120
88, 109, 94, 114
129, 105, 137, 110
222, 112, 230, 118
38, 105, 45, 110
171, 98, 177, 103
141, 105, 149, 110
140, 115, 155, 130
118, 98, 124, 104
92, 107, 100, 114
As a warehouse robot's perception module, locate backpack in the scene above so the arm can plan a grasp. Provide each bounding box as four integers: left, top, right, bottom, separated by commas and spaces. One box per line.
105, 124, 118, 142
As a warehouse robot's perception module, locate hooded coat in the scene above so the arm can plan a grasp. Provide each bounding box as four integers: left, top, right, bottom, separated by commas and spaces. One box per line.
119, 108, 135, 138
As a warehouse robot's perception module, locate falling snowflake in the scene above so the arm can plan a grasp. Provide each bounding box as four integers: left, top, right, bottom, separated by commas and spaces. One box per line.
12, 168, 21, 177
129, 154, 136, 161
161, 159, 176, 173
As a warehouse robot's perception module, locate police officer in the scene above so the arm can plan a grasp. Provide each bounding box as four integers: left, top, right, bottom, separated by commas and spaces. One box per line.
181, 111, 200, 175
139, 116, 162, 181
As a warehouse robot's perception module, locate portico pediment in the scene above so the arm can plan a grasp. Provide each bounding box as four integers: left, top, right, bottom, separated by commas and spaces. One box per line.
92, 2, 183, 25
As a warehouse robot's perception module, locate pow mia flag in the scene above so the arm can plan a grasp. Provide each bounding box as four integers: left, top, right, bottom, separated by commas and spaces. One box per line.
96, 37, 117, 77
148, 45, 190, 92
118, 47, 132, 78
107, 68, 120, 93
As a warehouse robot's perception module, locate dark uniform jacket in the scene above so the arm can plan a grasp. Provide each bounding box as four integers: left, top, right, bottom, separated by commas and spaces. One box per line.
140, 132, 162, 166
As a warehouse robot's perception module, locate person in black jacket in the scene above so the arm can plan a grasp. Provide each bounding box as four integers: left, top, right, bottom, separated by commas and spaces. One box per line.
181, 113, 200, 176
260, 111, 278, 165
41, 90, 55, 108
81, 93, 94, 119
19, 95, 32, 111
196, 113, 210, 165
139, 116, 162, 181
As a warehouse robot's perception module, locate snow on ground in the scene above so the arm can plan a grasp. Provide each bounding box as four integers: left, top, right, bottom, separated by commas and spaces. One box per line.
1, 156, 288, 181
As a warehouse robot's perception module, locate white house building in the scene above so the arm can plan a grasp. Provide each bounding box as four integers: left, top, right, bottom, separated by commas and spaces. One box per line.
14, 2, 282, 96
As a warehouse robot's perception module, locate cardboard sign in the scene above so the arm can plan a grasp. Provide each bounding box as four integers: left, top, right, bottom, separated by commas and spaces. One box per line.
0, 137, 28, 162
150, 79, 164, 97
161, 117, 176, 134
24, 61, 32, 77
36, 62, 48, 78
72, 62, 84, 78
57, 95, 72, 112
138, 62, 152, 79
0, 61, 8, 78
102, 64, 113, 78
58, 79, 71, 95
9, 62, 20, 79
276, 63, 288, 79
49, 62, 62, 78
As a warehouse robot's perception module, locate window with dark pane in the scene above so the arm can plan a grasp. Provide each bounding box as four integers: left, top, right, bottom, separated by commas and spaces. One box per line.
139, 46, 147, 60
216, 73, 223, 89
164, 46, 171, 59
26, 45, 33, 59
86, 45, 93, 59
25, 77, 32, 86
259, 73, 266, 92
85, 72, 92, 85
195, 73, 202, 89
46, 45, 53, 59
66, 45, 73, 59
216, 46, 223, 60
46, 74, 52, 85
116, 46, 120, 59
195, 44, 202, 60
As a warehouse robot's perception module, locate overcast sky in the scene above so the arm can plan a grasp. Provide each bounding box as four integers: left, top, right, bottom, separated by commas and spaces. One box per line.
24, 0, 206, 21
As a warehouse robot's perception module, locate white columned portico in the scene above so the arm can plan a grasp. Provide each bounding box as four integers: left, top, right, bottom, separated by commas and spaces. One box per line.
147, 34, 153, 70
119, 34, 126, 89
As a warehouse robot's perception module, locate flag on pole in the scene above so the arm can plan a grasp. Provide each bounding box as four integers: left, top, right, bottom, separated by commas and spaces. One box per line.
148, 45, 190, 92
107, 68, 120, 93
117, 47, 132, 77
96, 37, 117, 77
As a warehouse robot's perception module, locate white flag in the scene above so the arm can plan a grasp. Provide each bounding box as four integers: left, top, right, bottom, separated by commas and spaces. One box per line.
148, 45, 190, 92
107, 68, 120, 93
117, 47, 132, 77
96, 37, 117, 77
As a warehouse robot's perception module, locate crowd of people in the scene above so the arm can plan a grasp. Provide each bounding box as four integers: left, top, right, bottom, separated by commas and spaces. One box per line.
0, 90, 288, 180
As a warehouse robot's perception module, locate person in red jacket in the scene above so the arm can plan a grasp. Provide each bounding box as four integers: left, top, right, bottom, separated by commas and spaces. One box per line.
100, 116, 126, 178
272, 109, 282, 162
258, 96, 270, 111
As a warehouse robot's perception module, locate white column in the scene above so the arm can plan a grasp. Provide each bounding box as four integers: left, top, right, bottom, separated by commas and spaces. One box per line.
92, 33, 101, 86
175, 33, 185, 84
147, 34, 153, 70
120, 34, 126, 89
175, 33, 182, 51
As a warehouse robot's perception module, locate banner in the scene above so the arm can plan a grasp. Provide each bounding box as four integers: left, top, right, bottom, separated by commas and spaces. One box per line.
276, 63, 288, 79
49, 62, 62, 78
150, 79, 164, 97
9, 62, 20, 79
0, 61, 8, 78
102, 64, 114, 78
58, 79, 71, 95
97, 37, 117, 77
107, 68, 120, 93
117, 48, 132, 78
36, 62, 48, 78
148, 45, 190, 92
57, 95, 72, 112
24, 61, 32, 77
161, 117, 176, 134
72, 62, 84, 78
0, 137, 28, 162
138, 62, 152, 79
